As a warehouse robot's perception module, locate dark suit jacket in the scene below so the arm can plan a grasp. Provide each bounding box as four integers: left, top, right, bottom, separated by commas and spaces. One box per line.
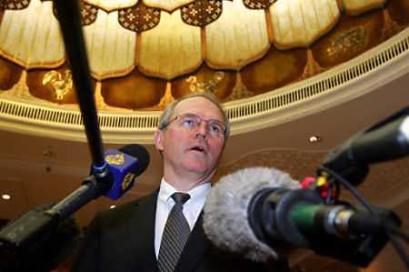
72, 191, 289, 272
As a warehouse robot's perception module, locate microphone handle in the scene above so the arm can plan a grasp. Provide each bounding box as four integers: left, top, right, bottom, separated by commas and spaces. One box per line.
253, 188, 401, 266
352, 115, 409, 164
54, 0, 105, 168
48, 176, 106, 218
291, 204, 384, 237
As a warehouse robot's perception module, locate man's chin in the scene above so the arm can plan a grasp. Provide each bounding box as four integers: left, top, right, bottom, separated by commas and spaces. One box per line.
183, 163, 213, 177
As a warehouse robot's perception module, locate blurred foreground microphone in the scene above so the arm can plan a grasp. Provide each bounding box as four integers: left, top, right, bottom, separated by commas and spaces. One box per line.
203, 167, 400, 267
204, 167, 300, 262
322, 115, 409, 185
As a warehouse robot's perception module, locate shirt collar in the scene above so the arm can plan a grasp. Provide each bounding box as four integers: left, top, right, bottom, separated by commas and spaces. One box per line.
158, 178, 211, 204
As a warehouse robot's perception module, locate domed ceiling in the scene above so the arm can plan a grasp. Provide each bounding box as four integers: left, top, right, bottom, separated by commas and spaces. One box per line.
0, 0, 408, 115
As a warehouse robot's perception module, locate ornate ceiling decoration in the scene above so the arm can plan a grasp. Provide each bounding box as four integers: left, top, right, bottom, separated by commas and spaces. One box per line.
0, 0, 408, 143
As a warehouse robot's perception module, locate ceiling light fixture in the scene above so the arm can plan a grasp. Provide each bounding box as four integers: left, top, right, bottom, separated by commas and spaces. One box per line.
308, 135, 321, 143
1, 194, 11, 200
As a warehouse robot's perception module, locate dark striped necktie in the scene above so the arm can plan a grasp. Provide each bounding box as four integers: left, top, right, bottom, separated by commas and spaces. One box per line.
158, 192, 191, 272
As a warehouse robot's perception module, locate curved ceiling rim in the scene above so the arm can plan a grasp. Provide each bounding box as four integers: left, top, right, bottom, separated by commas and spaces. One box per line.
0, 28, 408, 144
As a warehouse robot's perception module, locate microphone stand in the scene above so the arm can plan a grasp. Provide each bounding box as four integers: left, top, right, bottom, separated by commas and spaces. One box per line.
54, 0, 106, 170
0, 0, 114, 270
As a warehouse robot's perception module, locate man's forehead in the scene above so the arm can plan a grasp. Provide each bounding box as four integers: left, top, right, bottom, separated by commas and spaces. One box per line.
174, 97, 223, 118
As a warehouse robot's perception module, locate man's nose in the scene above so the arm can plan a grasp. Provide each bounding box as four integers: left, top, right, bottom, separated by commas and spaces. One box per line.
195, 121, 208, 137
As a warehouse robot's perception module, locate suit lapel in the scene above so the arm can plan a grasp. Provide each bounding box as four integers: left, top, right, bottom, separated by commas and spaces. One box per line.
175, 213, 209, 272
130, 191, 159, 271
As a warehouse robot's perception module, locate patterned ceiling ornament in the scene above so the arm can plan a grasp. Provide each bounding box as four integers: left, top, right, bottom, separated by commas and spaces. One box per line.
118, 1, 160, 32
42, 70, 73, 101
143, 0, 194, 12
326, 27, 367, 58
185, 71, 225, 93
181, 0, 222, 27
2, 0, 31, 10
51, 0, 98, 25
243, 0, 275, 10
80, 1, 98, 25
83, 0, 138, 12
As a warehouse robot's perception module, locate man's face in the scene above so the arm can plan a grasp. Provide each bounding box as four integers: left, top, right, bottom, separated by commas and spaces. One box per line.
154, 97, 226, 182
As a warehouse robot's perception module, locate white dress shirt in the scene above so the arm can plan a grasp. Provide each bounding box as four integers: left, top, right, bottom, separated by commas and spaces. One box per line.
154, 178, 211, 258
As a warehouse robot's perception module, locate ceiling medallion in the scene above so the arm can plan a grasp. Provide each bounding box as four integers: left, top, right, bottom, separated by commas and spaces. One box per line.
185, 72, 225, 93
42, 70, 73, 101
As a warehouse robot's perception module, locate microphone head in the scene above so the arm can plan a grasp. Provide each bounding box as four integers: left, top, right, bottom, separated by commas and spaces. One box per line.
104, 144, 150, 200
203, 167, 300, 262
119, 144, 150, 175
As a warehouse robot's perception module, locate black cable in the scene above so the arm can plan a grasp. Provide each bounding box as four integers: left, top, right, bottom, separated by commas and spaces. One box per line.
387, 231, 409, 270
320, 165, 409, 270
386, 225, 409, 245
318, 166, 376, 214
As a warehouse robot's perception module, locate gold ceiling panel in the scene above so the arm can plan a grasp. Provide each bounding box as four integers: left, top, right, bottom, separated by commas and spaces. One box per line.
101, 69, 166, 109
0, 57, 21, 90
172, 65, 236, 100
240, 47, 307, 95
0, 0, 64, 68
139, 10, 201, 80
311, 10, 384, 68
387, 0, 409, 26
343, 0, 386, 16
84, 10, 136, 80
205, 0, 270, 69
26, 65, 87, 104
143, 0, 194, 12
270, 0, 340, 49
84, 0, 138, 12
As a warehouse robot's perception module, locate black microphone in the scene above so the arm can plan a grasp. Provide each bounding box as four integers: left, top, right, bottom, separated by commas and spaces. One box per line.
322, 115, 409, 185
203, 167, 400, 267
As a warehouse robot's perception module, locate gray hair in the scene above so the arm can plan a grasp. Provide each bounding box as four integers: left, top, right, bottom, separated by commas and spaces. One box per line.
158, 92, 230, 139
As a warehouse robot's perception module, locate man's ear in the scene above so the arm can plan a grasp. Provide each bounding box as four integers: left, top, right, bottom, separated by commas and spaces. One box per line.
154, 130, 164, 151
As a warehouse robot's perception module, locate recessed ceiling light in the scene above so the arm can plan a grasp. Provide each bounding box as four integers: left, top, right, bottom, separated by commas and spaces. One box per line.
109, 205, 116, 209
308, 135, 321, 143
1, 194, 11, 200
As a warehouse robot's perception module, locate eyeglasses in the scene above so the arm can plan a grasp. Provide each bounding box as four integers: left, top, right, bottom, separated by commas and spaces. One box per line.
165, 113, 226, 138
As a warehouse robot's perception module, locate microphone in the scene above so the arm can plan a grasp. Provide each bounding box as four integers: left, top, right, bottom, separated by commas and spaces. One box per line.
203, 167, 400, 266
0, 144, 150, 271
322, 115, 409, 185
203, 167, 300, 262
49, 144, 150, 218
94, 144, 150, 200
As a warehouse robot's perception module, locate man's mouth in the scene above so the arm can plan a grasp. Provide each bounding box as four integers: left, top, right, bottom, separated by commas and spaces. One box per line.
189, 146, 206, 153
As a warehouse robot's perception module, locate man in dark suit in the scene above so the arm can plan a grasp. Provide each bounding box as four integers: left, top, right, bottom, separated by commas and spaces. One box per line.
72, 93, 289, 272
